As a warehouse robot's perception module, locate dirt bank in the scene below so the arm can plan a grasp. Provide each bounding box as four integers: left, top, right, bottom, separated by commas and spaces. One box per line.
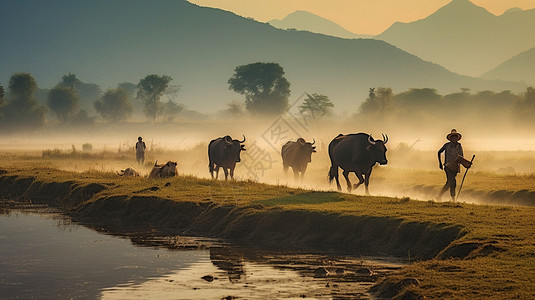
0, 171, 465, 260
6, 168, 534, 299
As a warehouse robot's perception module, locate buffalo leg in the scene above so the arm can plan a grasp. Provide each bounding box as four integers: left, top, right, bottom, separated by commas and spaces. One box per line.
364, 169, 372, 195
293, 168, 300, 181
283, 164, 289, 175
353, 172, 365, 192
223, 168, 229, 180
215, 166, 220, 179
330, 165, 342, 191
335, 176, 342, 191
229, 167, 235, 179
342, 170, 352, 192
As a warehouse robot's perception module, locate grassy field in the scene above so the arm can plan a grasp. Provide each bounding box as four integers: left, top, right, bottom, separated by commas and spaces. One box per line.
1, 154, 535, 299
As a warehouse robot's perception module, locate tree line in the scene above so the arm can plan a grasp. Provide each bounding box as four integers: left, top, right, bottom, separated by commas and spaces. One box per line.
0, 62, 336, 132
357, 86, 535, 127
4, 62, 530, 133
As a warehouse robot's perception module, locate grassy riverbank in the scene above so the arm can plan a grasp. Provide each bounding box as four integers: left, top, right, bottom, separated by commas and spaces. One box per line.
1, 165, 535, 299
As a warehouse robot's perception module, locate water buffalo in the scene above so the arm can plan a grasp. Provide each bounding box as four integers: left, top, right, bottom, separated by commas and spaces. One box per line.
208, 135, 246, 180
149, 161, 178, 178
328, 133, 388, 194
281, 138, 316, 180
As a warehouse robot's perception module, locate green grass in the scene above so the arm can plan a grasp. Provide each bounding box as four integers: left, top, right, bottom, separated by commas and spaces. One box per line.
2, 157, 535, 298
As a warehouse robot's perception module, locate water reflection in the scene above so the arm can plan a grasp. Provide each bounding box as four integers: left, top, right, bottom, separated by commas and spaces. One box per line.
0, 204, 405, 299
0, 206, 208, 299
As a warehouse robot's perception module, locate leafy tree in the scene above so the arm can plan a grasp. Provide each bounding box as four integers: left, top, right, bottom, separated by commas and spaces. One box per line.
0, 84, 4, 120
71, 109, 95, 126
117, 82, 138, 98
299, 93, 334, 118
358, 87, 393, 117
58, 73, 101, 108
514, 87, 535, 124
94, 88, 132, 122
60, 73, 81, 89
162, 100, 184, 122
1, 73, 47, 130
228, 62, 290, 115
137, 74, 172, 121
395, 88, 441, 107
0, 84, 5, 105
394, 88, 442, 119
47, 86, 79, 123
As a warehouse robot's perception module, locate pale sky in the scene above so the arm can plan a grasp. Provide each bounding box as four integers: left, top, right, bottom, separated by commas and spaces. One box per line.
188, 0, 535, 35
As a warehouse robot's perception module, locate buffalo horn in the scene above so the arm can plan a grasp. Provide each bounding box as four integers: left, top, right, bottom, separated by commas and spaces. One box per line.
368, 135, 376, 145
238, 135, 246, 143
311, 138, 316, 145
224, 136, 232, 145
382, 134, 388, 144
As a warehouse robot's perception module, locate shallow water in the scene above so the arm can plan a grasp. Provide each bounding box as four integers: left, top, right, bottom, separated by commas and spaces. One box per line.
0, 205, 405, 299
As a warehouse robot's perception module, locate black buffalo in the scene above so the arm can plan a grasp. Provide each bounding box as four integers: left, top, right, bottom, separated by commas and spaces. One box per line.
328, 133, 388, 194
281, 138, 316, 180
208, 135, 246, 180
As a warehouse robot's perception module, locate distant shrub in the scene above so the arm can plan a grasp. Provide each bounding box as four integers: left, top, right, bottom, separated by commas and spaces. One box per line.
82, 143, 93, 152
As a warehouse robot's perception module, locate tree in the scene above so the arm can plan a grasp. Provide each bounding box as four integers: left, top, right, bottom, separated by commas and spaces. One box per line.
514, 87, 535, 124
162, 100, 184, 122
137, 74, 172, 121
358, 87, 393, 117
228, 62, 290, 115
47, 86, 79, 123
117, 82, 138, 98
0, 84, 4, 120
0, 84, 5, 105
1, 73, 47, 130
58, 73, 102, 109
299, 93, 334, 118
94, 88, 133, 122
60, 73, 81, 89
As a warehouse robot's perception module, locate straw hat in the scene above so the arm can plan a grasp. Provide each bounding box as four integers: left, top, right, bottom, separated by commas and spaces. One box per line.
447, 129, 462, 141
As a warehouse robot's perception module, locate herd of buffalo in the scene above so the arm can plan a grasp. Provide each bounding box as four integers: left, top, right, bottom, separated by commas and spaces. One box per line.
119, 133, 388, 194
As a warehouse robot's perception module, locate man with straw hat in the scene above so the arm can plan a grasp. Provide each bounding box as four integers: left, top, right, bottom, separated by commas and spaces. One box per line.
437, 129, 466, 201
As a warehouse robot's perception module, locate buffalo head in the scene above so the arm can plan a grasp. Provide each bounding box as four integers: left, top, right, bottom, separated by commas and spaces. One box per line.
297, 138, 316, 162
367, 134, 388, 165
225, 135, 246, 162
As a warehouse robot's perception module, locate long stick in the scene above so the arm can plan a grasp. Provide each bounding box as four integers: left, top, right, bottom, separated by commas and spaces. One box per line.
456, 155, 476, 202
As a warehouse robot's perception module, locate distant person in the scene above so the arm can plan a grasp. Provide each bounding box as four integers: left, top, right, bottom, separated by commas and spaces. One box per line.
135, 137, 146, 165
437, 129, 466, 201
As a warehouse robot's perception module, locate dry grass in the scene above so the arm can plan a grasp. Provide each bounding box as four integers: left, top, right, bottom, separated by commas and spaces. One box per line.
3, 151, 535, 298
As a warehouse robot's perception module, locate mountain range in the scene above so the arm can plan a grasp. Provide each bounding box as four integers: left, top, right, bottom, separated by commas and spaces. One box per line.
0, 0, 525, 114
481, 47, 535, 85
268, 10, 369, 39
375, 0, 535, 76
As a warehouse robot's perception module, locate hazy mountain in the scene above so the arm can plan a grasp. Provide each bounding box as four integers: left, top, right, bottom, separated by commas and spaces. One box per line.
0, 0, 524, 113
269, 10, 369, 39
481, 47, 535, 85
376, 0, 535, 77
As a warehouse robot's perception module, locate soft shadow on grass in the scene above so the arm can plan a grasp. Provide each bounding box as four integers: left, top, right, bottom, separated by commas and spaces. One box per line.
251, 191, 345, 206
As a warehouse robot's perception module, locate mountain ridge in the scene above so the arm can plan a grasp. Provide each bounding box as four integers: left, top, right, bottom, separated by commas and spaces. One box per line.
481, 47, 535, 85
376, 0, 535, 77
268, 10, 367, 39
0, 0, 525, 113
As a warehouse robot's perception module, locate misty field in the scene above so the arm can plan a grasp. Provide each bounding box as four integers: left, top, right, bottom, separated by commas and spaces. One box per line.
2, 119, 535, 298
3, 133, 535, 206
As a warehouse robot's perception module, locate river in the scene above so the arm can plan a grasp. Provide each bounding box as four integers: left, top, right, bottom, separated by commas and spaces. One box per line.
0, 204, 405, 299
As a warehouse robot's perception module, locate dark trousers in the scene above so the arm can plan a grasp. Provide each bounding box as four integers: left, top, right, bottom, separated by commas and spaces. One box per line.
136, 152, 145, 164
439, 168, 457, 200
